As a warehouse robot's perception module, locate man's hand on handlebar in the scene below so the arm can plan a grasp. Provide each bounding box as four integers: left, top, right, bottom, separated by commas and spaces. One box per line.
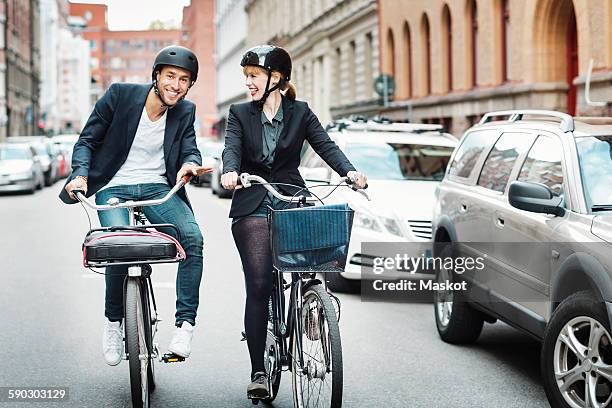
66, 175, 88, 200
346, 171, 368, 189
221, 171, 242, 190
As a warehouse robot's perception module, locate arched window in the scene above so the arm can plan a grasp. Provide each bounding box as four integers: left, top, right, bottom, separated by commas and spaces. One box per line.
441, 4, 453, 92
403, 22, 413, 98
386, 28, 396, 77
421, 13, 431, 95
466, 0, 478, 88
500, 0, 510, 82
364, 33, 374, 98
349, 40, 357, 101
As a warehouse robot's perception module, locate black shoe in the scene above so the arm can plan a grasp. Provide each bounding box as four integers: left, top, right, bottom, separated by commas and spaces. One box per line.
247, 371, 269, 399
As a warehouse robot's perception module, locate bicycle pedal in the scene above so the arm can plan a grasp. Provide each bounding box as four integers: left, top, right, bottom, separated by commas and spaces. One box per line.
161, 353, 185, 363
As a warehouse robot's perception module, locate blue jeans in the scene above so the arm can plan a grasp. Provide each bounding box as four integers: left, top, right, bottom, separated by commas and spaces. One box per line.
95, 183, 203, 327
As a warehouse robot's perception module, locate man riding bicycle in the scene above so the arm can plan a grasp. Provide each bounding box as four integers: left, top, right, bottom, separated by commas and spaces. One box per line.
60, 45, 204, 366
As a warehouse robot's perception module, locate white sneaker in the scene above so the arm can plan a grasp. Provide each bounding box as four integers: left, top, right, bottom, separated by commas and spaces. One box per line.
103, 319, 124, 366
168, 321, 194, 358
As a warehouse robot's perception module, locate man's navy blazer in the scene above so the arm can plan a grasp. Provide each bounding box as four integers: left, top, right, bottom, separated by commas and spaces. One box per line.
59, 83, 201, 208
222, 96, 355, 218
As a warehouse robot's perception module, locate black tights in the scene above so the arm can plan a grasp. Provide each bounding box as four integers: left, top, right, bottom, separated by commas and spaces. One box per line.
232, 216, 272, 377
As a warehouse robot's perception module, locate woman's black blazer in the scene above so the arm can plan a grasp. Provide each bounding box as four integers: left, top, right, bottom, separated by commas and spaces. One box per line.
222, 96, 355, 218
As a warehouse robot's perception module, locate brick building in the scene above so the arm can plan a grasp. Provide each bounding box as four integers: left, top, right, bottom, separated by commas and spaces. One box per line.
0, 0, 41, 139
378, 0, 612, 135
69, 3, 181, 107
182, 0, 217, 137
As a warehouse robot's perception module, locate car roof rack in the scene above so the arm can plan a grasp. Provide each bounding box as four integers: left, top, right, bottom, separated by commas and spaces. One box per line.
478, 109, 575, 133
326, 118, 444, 134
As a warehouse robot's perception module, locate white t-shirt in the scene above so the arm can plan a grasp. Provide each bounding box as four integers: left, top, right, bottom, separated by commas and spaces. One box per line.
101, 107, 168, 191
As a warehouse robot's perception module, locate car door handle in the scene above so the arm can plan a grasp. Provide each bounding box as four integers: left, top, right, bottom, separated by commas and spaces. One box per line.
460, 203, 468, 213
496, 217, 505, 228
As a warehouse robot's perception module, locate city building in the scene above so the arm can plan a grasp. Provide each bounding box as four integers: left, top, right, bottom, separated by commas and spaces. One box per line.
0, 0, 42, 140
245, 0, 379, 126
182, 0, 217, 138
69, 3, 181, 107
58, 28, 90, 133
40, 0, 90, 135
214, 0, 249, 137
378, 0, 612, 135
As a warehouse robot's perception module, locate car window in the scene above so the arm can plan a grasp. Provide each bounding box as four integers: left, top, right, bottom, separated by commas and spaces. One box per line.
344, 142, 454, 181
518, 136, 564, 196
448, 130, 499, 179
576, 136, 612, 209
477, 133, 535, 192
0, 146, 31, 160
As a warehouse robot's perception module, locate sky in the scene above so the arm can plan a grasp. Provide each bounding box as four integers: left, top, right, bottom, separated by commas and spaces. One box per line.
69, 0, 191, 31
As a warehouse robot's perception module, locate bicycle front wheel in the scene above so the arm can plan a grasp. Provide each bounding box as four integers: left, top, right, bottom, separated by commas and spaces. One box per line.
292, 283, 343, 408
125, 278, 152, 408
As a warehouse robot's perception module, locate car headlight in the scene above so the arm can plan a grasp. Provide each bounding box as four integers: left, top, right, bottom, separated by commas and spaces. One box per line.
381, 217, 404, 237
354, 212, 383, 233
354, 212, 405, 237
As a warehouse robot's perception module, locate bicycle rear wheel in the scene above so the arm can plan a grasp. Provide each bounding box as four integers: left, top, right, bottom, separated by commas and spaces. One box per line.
291, 283, 343, 408
125, 278, 153, 408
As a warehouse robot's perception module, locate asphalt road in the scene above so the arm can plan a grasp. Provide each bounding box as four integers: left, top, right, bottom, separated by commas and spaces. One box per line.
0, 182, 550, 407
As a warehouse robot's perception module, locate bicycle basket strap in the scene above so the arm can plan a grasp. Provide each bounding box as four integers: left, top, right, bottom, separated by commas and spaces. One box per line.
269, 203, 354, 270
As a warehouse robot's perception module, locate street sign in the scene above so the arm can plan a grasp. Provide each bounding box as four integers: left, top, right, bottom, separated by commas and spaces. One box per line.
374, 75, 396, 107
374, 74, 396, 98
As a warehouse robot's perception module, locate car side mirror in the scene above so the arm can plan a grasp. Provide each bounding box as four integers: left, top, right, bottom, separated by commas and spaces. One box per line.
508, 181, 565, 217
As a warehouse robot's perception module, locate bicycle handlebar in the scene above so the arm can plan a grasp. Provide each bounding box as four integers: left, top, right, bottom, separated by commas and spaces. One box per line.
73, 177, 189, 210
238, 173, 370, 202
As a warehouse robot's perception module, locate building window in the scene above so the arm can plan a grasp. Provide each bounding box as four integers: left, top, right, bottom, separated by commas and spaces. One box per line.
349, 41, 357, 102
386, 28, 396, 78
421, 13, 431, 95
442, 4, 453, 92
90, 40, 97, 51
500, 0, 510, 82
467, 0, 478, 88
334, 48, 342, 105
364, 33, 374, 98
403, 22, 412, 98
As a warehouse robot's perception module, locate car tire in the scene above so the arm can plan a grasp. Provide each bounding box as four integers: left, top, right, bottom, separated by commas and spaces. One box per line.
541, 291, 612, 408
327, 272, 360, 294
433, 243, 484, 344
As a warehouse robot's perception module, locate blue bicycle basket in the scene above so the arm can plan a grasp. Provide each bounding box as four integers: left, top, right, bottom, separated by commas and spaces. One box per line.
268, 203, 354, 272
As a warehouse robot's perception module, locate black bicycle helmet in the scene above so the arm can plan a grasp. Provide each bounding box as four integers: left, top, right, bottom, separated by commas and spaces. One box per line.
240, 45, 291, 81
240, 45, 292, 108
152, 45, 199, 84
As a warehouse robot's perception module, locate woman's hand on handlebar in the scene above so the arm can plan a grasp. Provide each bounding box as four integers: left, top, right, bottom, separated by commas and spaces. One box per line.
221, 171, 242, 190
346, 171, 368, 189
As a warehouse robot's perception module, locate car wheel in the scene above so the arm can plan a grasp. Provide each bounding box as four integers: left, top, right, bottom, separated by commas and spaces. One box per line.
541, 291, 612, 408
327, 272, 360, 294
433, 243, 484, 344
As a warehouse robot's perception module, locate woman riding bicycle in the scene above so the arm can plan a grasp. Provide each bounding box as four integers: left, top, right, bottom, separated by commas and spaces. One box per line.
220, 44, 367, 399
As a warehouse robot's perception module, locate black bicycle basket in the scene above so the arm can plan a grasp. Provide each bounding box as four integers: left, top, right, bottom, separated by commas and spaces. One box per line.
268, 203, 354, 272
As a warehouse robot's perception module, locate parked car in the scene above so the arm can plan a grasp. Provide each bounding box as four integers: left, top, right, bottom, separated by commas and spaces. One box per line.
7, 136, 59, 185
299, 118, 457, 292
192, 139, 223, 186
0, 143, 44, 193
210, 159, 233, 198
431, 110, 612, 408
51, 133, 79, 178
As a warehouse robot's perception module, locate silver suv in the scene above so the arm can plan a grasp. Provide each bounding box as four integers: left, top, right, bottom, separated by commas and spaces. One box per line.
432, 110, 612, 408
